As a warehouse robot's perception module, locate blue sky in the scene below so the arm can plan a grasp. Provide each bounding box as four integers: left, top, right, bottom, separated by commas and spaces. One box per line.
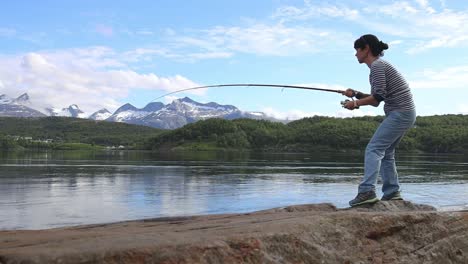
1, 0, 467, 119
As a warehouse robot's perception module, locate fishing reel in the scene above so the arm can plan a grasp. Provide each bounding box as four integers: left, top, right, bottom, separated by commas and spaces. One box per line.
340, 99, 359, 109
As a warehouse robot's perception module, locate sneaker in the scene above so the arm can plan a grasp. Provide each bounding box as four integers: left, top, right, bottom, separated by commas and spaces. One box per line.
349, 191, 379, 207
381, 191, 403, 201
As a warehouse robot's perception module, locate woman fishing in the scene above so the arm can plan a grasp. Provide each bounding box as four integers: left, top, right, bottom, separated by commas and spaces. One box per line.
342, 34, 416, 207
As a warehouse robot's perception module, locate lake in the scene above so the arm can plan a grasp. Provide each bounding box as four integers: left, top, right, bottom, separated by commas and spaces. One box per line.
0, 150, 467, 230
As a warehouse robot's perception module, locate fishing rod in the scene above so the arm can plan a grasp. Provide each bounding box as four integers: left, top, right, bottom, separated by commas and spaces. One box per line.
152, 83, 355, 108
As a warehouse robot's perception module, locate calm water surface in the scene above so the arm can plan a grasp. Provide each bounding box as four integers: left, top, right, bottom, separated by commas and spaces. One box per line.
0, 150, 467, 230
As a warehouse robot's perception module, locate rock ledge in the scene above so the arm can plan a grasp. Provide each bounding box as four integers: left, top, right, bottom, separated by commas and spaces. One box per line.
1, 201, 467, 264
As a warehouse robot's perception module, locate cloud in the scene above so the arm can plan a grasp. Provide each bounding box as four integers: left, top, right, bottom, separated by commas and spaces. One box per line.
85, 2, 466, 61
163, 96, 179, 104
262, 106, 377, 120
259, 82, 379, 119
122, 48, 171, 62
0, 47, 198, 114
109, 22, 352, 63
137, 1, 466, 60
271, 1, 468, 54
272, 2, 360, 21
121, 46, 233, 63
262, 107, 322, 120
335, 109, 377, 118
186, 51, 233, 60
409, 65, 468, 89
457, 104, 468, 114
170, 23, 353, 58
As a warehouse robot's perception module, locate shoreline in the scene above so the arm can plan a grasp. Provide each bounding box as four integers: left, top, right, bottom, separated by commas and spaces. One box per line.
1, 201, 467, 263
4, 199, 468, 232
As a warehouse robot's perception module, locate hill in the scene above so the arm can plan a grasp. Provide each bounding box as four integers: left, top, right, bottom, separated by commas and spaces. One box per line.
146, 115, 468, 153
0, 116, 163, 150
2, 114, 467, 153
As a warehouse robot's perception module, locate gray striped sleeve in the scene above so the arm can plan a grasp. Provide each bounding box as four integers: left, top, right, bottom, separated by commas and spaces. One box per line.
369, 61, 387, 102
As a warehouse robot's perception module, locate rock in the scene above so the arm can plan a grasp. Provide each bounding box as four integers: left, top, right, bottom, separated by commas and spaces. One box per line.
0, 201, 467, 264
342, 200, 437, 212
256, 203, 337, 213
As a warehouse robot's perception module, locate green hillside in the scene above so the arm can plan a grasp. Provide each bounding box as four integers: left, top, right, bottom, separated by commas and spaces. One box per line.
0, 117, 163, 150
2, 115, 467, 153
146, 115, 468, 153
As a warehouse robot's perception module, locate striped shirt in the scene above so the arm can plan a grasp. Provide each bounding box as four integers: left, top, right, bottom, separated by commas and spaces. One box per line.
369, 58, 415, 114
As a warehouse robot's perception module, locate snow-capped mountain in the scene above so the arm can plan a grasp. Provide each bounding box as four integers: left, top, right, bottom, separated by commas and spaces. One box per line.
0, 93, 88, 118
47, 104, 87, 118
0, 93, 280, 129
105, 97, 276, 129
0, 94, 13, 104
106, 103, 153, 124
15, 93, 31, 104
0, 93, 46, 117
139, 97, 241, 129
88, 108, 112, 121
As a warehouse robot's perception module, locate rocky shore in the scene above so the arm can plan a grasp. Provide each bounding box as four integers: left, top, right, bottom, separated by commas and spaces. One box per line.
1, 201, 467, 264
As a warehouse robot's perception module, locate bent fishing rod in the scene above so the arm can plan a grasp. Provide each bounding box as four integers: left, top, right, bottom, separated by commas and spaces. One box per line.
152, 84, 356, 108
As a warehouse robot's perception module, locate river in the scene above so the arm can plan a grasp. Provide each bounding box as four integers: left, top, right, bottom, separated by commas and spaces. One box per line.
0, 150, 467, 230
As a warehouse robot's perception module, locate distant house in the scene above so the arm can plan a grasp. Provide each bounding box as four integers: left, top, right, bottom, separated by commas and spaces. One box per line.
9, 136, 33, 141
106, 145, 126, 150
41, 139, 54, 143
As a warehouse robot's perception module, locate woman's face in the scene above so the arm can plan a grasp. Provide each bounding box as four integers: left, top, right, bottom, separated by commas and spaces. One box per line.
355, 46, 368, 64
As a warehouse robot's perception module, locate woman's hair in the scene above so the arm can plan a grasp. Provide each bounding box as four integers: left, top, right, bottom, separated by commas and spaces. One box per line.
354, 34, 389, 57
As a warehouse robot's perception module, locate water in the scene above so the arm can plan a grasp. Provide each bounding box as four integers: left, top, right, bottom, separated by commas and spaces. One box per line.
0, 150, 467, 230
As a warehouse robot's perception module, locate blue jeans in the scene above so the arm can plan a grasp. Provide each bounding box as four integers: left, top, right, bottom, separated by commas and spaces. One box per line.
358, 110, 416, 196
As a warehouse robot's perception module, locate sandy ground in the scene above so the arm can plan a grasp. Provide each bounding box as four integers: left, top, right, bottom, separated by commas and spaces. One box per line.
1, 201, 467, 263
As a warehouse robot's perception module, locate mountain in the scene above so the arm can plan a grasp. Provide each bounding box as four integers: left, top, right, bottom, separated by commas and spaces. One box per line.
106, 103, 151, 124
137, 97, 238, 129
0, 93, 281, 129
47, 104, 87, 118
0, 93, 46, 117
15, 93, 31, 104
0, 94, 13, 104
0, 93, 88, 118
104, 96, 264, 129
88, 108, 112, 120
142, 102, 164, 112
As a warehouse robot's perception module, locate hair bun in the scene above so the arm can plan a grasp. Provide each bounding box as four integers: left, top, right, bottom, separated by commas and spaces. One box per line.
380, 41, 389, 50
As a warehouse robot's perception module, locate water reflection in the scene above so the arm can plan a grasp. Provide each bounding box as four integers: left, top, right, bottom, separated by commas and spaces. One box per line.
0, 150, 467, 230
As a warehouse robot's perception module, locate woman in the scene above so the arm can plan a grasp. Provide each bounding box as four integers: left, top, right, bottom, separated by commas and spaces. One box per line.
343, 34, 416, 207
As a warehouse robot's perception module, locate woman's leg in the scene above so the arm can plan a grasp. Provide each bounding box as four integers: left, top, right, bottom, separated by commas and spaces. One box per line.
380, 110, 416, 196
380, 136, 402, 196
358, 110, 416, 194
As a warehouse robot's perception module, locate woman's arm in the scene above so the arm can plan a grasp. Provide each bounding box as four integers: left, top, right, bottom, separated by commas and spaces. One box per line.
356, 95, 379, 107
342, 89, 380, 109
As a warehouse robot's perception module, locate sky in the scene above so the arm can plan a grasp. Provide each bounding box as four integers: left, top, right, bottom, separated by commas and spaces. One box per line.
1, 0, 467, 119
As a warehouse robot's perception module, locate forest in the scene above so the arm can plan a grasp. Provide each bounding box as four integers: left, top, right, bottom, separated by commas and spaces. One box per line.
0, 117, 162, 150
1, 115, 467, 153
146, 115, 468, 153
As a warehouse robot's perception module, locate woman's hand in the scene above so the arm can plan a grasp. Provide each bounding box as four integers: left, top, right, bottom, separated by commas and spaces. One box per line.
342, 88, 356, 98
343, 100, 359, 110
